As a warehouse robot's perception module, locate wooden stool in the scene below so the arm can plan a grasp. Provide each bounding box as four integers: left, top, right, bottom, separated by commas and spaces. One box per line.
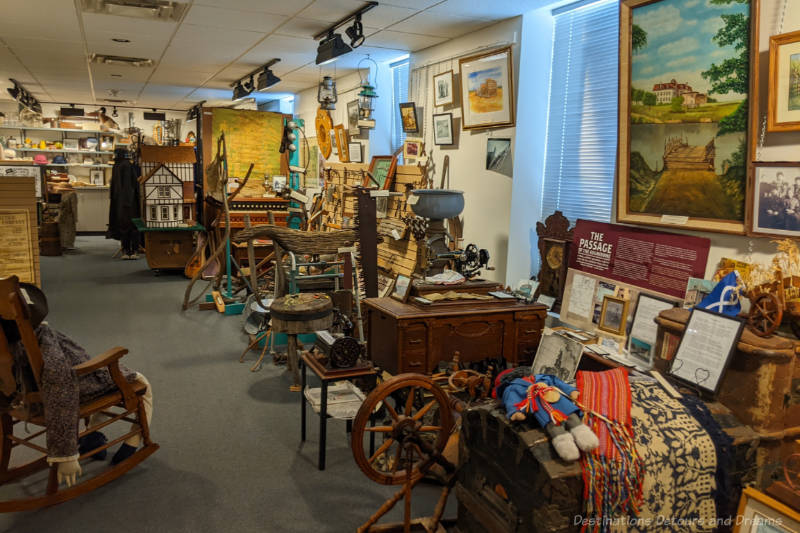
270, 293, 333, 391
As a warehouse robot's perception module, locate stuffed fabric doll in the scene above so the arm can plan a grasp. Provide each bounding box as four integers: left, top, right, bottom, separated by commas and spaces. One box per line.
497, 372, 599, 461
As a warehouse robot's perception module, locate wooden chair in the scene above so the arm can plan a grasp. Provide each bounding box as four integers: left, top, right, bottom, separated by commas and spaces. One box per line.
0, 275, 158, 511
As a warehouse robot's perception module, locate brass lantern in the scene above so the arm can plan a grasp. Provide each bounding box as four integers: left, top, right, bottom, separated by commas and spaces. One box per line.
317, 76, 337, 110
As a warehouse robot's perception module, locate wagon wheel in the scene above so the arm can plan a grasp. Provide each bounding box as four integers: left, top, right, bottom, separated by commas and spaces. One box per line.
791, 318, 800, 340
351, 374, 454, 486
785, 454, 800, 493
748, 293, 783, 337
447, 369, 483, 391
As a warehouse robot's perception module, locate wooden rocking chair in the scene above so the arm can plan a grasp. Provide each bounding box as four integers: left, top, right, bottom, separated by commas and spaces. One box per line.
0, 275, 159, 511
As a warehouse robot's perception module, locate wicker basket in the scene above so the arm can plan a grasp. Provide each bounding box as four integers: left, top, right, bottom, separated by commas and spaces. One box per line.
233, 224, 357, 255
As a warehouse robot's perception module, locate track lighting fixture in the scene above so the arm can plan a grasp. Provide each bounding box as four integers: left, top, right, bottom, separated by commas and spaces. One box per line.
232, 80, 250, 100
112, 106, 119, 117
6, 78, 41, 114
232, 59, 281, 99
313, 2, 377, 64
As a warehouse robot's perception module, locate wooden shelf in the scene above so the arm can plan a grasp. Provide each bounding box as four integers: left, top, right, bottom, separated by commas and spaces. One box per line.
44, 163, 112, 168
16, 148, 114, 155
0, 125, 120, 135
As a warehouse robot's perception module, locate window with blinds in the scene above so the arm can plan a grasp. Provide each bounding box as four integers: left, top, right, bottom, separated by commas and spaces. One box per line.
391, 58, 409, 153
541, 0, 619, 224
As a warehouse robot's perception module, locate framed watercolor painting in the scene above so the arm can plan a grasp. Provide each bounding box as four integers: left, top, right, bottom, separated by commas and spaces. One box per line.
748, 162, 800, 238
399, 102, 418, 133
458, 46, 514, 130
617, 0, 752, 234
433, 113, 454, 145
433, 70, 454, 107
364, 155, 398, 190
403, 138, 423, 164
769, 29, 800, 132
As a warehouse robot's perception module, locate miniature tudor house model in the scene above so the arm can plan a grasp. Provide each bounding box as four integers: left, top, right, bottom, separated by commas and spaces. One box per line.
140, 163, 194, 228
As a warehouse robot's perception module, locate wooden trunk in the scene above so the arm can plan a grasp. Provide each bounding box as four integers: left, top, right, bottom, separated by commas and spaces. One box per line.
39, 222, 61, 257
143, 231, 194, 270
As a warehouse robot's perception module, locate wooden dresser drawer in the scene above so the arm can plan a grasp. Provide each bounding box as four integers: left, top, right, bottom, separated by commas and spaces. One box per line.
516, 320, 543, 342
400, 322, 428, 372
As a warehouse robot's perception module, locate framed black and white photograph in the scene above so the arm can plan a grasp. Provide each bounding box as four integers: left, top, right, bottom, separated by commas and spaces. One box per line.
433, 70, 454, 107
749, 163, 800, 237
598, 295, 629, 336
348, 142, 363, 163
89, 169, 104, 186
668, 307, 744, 396
399, 102, 419, 133
627, 293, 676, 364
531, 333, 583, 382
486, 137, 512, 177
347, 100, 360, 132
433, 113, 453, 146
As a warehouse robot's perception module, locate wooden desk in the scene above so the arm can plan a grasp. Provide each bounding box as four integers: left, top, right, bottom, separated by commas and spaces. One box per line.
363, 297, 547, 374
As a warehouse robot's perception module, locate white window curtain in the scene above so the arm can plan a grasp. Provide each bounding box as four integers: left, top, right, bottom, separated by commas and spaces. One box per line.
391, 58, 410, 153
541, 0, 619, 224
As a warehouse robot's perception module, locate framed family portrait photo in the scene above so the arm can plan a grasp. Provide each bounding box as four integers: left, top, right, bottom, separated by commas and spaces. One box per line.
616, 0, 752, 234
433, 70, 454, 107
769, 29, 800, 132
399, 102, 419, 133
598, 296, 629, 336
458, 46, 514, 130
433, 113, 453, 145
749, 163, 800, 237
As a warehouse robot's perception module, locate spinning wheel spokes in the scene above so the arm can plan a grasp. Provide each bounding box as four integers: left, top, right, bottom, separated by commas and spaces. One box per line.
351, 374, 454, 485
785, 454, 800, 492
748, 293, 783, 337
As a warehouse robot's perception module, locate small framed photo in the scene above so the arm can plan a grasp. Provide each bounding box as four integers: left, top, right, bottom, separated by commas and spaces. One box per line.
348, 142, 363, 163
433, 70, 454, 107
749, 163, 800, 237
627, 293, 676, 356
364, 155, 398, 190
347, 100, 360, 131
63, 139, 79, 151
531, 333, 583, 382
391, 273, 412, 303
399, 102, 418, 133
334, 124, 349, 162
89, 169, 104, 186
668, 307, 743, 396
733, 487, 800, 533
598, 296, 629, 336
403, 138, 423, 164
432, 113, 454, 146
769, 30, 800, 132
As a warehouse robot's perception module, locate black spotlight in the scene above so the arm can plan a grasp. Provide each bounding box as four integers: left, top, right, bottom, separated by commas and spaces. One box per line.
232, 80, 249, 100
112, 106, 119, 117
316, 32, 352, 65
346, 16, 365, 48
257, 68, 280, 90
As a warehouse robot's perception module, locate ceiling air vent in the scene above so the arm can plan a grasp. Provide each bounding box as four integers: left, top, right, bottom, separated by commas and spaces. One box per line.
81, 0, 188, 22
90, 54, 153, 67
102, 98, 133, 104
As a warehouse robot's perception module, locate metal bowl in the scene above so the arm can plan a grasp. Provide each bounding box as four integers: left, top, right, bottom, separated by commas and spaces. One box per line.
409, 189, 464, 219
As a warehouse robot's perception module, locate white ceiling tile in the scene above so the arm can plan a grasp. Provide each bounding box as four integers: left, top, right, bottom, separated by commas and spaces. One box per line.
86, 36, 169, 60
183, 5, 288, 33
389, 14, 495, 38
379, 0, 442, 8
363, 30, 447, 51
149, 67, 216, 86
194, 0, 314, 17
238, 35, 317, 71
91, 63, 154, 83
81, 13, 179, 39
0, 1, 83, 42
426, 0, 544, 19
161, 24, 268, 69
273, 17, 334, 38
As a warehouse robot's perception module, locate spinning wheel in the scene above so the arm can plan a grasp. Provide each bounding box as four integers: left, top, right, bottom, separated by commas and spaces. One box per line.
330, 336, 360, 368
316, 108, 333, 159
785, 454, 800, 493
352, 374, 454, 486
748, 293, 783, 337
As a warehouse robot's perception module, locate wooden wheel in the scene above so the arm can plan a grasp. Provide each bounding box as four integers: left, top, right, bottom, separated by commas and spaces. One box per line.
351, 374, 454, 486
447, 369, 483, 391
785, 454, 800, 493
748, 293, 783, 337
791, 318, 800, 340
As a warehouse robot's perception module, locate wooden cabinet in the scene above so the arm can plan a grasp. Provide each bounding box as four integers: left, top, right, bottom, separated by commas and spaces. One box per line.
364, 298, 547, 374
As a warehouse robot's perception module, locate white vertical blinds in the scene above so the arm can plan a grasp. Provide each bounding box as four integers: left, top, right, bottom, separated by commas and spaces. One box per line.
391, 59, 409, 153
541, 0, 619, 224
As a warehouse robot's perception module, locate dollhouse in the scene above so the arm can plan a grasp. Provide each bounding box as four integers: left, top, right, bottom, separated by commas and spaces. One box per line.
140, 163, 189, 228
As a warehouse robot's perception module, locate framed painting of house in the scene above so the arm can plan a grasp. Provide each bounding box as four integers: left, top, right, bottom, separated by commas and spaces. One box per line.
616, 0, 753, 234
458, 46, 514, 130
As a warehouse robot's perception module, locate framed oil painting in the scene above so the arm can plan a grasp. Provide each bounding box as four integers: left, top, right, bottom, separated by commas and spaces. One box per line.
434, 70, 454, 107
364, 155, 398, 190
459, 46, 514, 130
399, 102, 418, 133
617, 0, 751, 234
748, 162, 800, 238
768, 30, 800, 132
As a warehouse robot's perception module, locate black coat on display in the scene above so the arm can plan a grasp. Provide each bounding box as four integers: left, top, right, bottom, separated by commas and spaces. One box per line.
107, 151, 141, 242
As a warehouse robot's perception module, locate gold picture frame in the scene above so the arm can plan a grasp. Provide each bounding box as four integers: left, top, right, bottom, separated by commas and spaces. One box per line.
598, 296, 629, 336
733, 487, 800, 532
458, 46, 514, 130
334, 124, 349, 163
768, 29, 800, 132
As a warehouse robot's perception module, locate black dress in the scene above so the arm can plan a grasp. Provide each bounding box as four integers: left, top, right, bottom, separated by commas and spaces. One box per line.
107, 150, 141, 255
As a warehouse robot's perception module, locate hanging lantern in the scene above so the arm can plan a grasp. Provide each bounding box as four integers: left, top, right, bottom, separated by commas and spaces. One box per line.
357, 56, 378, 129
317, 76, 337, 110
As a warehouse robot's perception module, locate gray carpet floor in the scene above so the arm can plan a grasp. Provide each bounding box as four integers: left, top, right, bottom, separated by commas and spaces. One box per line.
0, 236, 451, 533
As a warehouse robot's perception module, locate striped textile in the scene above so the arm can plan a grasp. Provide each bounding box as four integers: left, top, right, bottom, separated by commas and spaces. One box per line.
577, 367, 644, 533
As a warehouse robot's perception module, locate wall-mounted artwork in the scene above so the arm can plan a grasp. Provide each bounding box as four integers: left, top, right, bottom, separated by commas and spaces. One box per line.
749, 162, 800, 238
768, 29, 800, 132
433, 70, 454, 107
399, 102, 419, 133
617, 0, 751, 234
486, 138, 512, 177
459, 46, 514, 130
433, 113, 453, 145
347, 100, 360, 131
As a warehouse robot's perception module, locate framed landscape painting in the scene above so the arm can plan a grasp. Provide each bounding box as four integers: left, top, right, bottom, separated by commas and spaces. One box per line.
459, 46, 514, 130
617, 0, 751, 234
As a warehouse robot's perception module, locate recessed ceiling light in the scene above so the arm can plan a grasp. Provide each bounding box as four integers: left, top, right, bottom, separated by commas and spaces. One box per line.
112, 38, 131, 43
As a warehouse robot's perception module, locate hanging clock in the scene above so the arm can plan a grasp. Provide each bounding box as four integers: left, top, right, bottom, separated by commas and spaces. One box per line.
316, 107, 333, 159
533, 211, 574, 313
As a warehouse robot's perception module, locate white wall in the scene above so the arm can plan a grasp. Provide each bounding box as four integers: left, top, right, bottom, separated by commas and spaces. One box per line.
409, 17, 523, 284
505, 0, 800, 287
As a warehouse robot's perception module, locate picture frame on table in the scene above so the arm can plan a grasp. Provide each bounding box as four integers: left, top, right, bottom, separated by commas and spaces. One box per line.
668, 307, 743, 396
626, 293, 677, 367
347, 100, 360, 132
769, 29, 800, 132
732, 487, 800, 533
363, 155, 398, 190
399, 102, 419, 133
348, 142, 363, 163
616, 0, 752, 234
598, 296, 629, 336
390, 273, 412, 303
748, 162, 800, 238
334, 124, 349, 163
433, 113, 454, 146
530, 333, 583, 383
458, 46, 514, 130
433, 70, 455, 107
